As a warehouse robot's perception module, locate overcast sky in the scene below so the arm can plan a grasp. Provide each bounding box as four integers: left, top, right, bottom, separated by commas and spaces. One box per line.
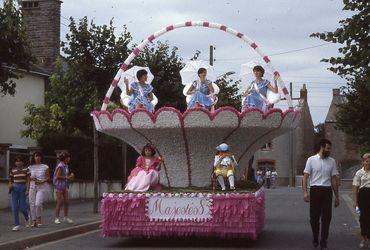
58, 0, 350, 125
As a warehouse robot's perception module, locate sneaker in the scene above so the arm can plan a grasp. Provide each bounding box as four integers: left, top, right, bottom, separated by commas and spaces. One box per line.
313, 240, 319, 248
31, 221, 38, 227
12, 225, 20, 231
359, 240, 366, 249
320, 240, 327, 249
64, 217, 74, 224
230, 186, 236, 191
25, 220, 30, 228
36, 218, 42, 227
54, 218, 61, 224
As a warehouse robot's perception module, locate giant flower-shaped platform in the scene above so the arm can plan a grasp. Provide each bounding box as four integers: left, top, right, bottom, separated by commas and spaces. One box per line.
92, 106, 300, 188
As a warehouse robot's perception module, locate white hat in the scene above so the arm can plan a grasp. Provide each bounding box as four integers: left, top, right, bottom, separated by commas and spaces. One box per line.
216, 143, 229, 152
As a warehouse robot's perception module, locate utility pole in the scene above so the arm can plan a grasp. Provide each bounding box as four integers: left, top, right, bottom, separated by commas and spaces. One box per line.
289, 82, 297, 187
209, 45, 215, 66
93, 123, 99, 213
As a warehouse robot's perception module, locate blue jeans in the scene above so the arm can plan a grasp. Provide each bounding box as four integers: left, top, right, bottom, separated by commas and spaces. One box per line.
11, 183, 29, 226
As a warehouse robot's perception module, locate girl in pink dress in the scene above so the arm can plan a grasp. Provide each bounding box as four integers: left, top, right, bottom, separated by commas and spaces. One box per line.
125, 144, 162, 192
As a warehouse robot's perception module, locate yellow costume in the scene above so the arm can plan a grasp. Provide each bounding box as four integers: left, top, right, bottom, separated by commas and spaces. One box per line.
213, 143, 238, 190
213, 153, 237, 177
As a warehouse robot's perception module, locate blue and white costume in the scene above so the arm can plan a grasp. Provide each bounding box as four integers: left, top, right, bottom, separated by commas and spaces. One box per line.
243, 79, 270, 110
128, 82, 154, 113
187, 80, 214, 109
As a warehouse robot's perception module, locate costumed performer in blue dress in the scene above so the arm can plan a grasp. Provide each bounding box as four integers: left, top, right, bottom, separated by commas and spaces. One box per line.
124, 69, 154, 113
242, 65, 279, 111
186, 68, 215, 110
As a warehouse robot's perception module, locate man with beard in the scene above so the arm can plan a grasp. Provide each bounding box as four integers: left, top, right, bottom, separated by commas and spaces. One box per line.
302, 139, 339, 250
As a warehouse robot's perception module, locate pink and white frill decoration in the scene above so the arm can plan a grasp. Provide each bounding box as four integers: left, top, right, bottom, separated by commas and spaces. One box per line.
91, 107, 300, 187
101, 189, 265, 239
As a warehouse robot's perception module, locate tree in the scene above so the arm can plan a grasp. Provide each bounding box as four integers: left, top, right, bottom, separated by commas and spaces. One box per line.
0, 0, 34, 96
23, 17, 133, 140
134, 41, 187, 111
311, 0, 370, 151
215, 71, 242, 110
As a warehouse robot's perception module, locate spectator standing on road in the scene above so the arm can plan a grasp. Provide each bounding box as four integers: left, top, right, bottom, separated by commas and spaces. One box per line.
353, 153, 370, 249
271, 169, 278, 189
53, 152, 74, 224
302, 139, 339, 250
265, 168, 272, 189
256, 169, 263, 186
9, 156, 30, 231
28, 151, 50, 227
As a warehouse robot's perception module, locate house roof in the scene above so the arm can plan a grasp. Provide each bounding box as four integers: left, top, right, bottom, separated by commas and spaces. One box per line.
2, 63, 51, 78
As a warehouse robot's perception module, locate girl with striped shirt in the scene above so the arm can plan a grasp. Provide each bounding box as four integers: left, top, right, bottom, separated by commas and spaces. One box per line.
9, 156, 30, 231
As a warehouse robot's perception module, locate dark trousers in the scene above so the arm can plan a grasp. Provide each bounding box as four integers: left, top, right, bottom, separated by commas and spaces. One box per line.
359, 188, 370, 238
309, 186, 333, 243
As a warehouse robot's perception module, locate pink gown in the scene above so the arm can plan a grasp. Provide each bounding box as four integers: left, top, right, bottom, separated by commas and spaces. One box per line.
125, 156, 161, 192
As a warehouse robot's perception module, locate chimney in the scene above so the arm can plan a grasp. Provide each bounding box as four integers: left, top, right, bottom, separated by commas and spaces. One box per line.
332, 89, 340, 97
300, 84, 307, 102
21, 0, 62, 73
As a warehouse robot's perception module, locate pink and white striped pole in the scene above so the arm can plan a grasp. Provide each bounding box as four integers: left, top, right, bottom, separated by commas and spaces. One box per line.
101, 21, 293, 110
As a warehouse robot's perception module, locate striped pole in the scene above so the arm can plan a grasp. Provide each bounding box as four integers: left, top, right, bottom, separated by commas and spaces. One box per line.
101, 21, 293, 110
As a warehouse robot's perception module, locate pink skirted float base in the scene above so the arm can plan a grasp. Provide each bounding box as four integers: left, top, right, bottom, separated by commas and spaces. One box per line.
101, 189, 265, 240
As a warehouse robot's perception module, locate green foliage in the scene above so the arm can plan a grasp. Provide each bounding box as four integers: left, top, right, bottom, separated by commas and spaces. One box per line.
311, 0, 370, 151
133, 41, 187, 111
215, 71, 242, 110
0, 0, 34, 96
22, 103, 64, 140
22, 17, 133, 140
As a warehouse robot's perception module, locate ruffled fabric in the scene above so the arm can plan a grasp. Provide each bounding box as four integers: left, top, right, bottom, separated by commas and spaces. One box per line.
100, 190, 265, 240
128, 82, 154, 112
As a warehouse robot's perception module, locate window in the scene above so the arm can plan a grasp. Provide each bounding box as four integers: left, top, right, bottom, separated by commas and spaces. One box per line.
261, 142, 273, 151
22, 1, 39, 9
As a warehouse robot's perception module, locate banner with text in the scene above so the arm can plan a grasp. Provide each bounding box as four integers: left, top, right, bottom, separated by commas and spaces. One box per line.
147, 196, 212, 221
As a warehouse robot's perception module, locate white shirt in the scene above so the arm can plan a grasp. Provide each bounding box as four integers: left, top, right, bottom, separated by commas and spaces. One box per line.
353, 168, 370, 189
303, 154, 338, 187
28, 164, 49, 188
213, 155, 237, 168
265, 171, 272, 178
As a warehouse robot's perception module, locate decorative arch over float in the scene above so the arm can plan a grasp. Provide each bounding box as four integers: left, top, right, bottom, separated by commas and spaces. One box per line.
100, 21, 293, 110
92, 21, 301, 188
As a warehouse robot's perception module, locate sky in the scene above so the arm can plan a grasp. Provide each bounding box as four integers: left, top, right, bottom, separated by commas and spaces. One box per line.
58, 0, 350, 125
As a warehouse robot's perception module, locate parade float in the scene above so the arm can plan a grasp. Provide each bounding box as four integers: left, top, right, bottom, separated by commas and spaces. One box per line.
91, 21, 301, 240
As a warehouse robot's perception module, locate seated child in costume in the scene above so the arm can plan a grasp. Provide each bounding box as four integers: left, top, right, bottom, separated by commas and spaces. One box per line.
124, 69, 155, 113
125, 144, 162, 192
213, 143, 238, 191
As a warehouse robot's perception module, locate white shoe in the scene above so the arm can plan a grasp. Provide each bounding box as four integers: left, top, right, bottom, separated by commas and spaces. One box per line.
54, 218, 61, 224
230, 186, 236, 190
25, 220, 30, 228
64, 217, 74, 224
359, 240, 367, 248
12, 225, 20, 231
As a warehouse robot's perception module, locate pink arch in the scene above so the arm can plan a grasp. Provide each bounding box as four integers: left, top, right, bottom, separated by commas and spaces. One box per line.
101, 21, 293, 110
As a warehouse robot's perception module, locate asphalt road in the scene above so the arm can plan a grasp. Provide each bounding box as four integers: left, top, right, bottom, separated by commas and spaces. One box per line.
31, 187, 361, 250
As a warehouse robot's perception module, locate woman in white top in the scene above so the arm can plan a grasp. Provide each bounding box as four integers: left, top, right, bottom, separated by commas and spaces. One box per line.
28, 151, 50, 227
353, 153, 370, 248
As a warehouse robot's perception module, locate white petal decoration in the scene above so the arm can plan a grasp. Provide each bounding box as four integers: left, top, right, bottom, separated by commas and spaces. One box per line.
91, 107, 300, 188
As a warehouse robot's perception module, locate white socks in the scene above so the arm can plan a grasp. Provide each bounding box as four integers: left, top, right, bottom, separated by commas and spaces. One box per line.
217, 175, 226, 190
228, 175, 235, 189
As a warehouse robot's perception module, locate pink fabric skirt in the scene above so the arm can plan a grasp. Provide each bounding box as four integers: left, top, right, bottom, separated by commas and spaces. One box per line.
125, 170, 159, 192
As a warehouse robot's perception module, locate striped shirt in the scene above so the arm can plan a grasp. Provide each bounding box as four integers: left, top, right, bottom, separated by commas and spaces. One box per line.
10, 167, 30, 184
